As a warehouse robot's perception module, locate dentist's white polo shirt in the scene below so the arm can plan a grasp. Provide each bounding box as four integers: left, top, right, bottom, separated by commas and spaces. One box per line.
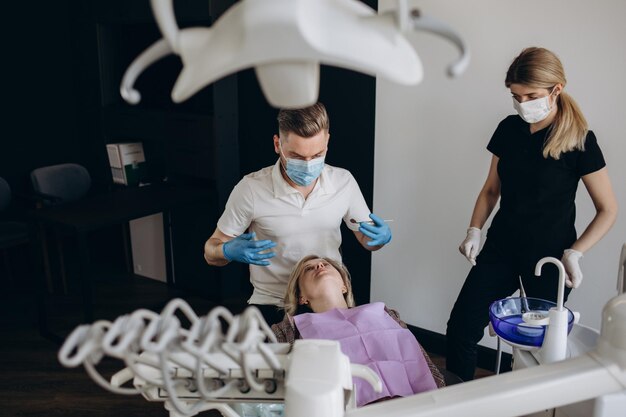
217, 160, 371, 306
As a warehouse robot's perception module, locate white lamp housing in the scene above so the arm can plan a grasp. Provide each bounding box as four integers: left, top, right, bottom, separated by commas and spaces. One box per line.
121, 0, 470, 108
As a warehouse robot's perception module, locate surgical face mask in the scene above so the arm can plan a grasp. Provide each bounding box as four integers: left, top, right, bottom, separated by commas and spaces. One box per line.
512, 89, 555, 124
279, 141, 325, 186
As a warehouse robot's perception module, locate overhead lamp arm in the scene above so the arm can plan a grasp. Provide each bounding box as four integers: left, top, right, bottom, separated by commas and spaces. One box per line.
407, 7, 471, 77
120, 38, 172, 105
149, 0, 180, 52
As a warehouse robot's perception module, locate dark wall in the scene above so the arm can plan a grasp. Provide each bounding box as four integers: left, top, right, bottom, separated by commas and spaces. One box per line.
3, 1, 99, 202
4, 0, 378, 305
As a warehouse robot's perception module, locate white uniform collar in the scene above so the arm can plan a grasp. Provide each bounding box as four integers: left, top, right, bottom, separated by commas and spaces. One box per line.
271, 159, 335, 199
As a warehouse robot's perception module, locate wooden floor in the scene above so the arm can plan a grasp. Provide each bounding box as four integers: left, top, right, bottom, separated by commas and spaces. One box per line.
0, 272, 491, 417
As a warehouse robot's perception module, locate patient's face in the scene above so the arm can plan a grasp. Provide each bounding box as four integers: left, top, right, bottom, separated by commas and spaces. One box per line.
298, 258, 345, 302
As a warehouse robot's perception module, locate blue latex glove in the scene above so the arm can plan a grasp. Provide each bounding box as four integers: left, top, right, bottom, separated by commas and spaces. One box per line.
222, 232, 276, 266
358, 213, 392, 246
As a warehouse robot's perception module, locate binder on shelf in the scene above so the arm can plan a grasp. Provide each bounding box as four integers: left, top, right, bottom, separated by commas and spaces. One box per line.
106, 142, 146, 186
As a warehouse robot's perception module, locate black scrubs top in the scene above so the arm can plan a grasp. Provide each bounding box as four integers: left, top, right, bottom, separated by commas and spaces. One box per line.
486, 115, 605, 261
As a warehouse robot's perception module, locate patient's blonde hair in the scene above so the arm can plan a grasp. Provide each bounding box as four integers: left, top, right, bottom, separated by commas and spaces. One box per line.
505, 47, 588, 160
283, 255, 355, 316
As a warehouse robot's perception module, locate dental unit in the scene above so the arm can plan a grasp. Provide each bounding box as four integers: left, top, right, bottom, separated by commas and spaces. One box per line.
488, 257, 626, 417
120, 0, 470, 109
59, 275, 626, 417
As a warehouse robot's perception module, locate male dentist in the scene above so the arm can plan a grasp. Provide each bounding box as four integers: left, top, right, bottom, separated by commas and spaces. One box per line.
204, 102, 391, 324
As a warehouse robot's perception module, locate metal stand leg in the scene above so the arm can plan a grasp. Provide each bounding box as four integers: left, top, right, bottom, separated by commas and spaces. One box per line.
55, 234, 68, 294
77, 232, 93, 323
38, 225, 55, 293
34, 223, 62, 344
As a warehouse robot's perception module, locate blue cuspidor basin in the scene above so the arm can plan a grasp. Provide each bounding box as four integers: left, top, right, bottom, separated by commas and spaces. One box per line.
489, 297, 575, 347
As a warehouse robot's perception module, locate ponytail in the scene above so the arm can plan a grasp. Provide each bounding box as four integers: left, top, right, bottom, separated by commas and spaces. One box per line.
543, 92, 588, 159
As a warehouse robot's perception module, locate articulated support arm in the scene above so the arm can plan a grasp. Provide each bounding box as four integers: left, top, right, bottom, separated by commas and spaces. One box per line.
58, 300, 380, 417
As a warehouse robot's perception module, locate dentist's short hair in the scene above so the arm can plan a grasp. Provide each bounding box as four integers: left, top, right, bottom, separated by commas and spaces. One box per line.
277, 102, 330, 139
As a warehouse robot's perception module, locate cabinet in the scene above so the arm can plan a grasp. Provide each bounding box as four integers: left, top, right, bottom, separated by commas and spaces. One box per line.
73, 0, 240, 300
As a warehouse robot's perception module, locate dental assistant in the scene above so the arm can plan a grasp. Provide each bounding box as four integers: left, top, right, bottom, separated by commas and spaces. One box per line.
203, 103, 392, 325
446, 47, 618, 381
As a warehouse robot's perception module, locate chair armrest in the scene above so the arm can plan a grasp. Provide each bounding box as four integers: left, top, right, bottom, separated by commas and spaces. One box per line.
28, 191, 64, 206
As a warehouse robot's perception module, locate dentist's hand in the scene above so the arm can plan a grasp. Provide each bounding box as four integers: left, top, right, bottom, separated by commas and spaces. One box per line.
562, 249, 583, 289
459, 227, 481, 266
222, 232, 276, 266
359, 213, 392, 246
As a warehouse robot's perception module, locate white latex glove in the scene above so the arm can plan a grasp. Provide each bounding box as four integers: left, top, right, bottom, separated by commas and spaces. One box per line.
459, 227, 481, 266
562, 249, 583, 288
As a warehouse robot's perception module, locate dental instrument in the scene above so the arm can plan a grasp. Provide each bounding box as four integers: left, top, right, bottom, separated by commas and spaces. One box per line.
349, 219, 394, 226
58, 299, 381, 417
120, 0, 470, 109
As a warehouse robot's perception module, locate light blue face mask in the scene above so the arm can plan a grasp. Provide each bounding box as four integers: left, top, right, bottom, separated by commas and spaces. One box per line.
279, 142, 326, 186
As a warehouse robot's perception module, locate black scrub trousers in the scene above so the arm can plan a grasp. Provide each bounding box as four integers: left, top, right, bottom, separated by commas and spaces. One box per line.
446, 115, 606, 381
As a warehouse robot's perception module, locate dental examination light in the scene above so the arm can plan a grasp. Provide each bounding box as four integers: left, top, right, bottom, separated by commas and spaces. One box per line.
60, 293, 626, 417
120, 0, 470, 108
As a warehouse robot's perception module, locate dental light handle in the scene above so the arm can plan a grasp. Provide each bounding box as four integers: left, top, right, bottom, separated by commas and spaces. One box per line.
150, 0, 180, 52
409, 9, 470, 77
120, 39, 172, 105
120, 0, 180, 105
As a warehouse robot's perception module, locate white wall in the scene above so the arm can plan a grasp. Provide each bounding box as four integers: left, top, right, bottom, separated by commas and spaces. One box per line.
373, 0, 626, 348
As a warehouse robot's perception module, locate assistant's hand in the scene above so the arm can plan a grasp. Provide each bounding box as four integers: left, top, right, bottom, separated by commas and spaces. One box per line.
459, 227, 481, 266
562, 249, 583, 288
359, 213, 392, 246
222, 232, 276, 266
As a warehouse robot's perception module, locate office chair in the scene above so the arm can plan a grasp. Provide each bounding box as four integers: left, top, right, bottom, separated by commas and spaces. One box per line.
30, 163, 92, 293
0, 177, 31, 284
31, 163, 91, 207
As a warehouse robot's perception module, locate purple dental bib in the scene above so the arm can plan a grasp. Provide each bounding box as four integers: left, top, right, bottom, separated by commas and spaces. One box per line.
293, 302, 437, 406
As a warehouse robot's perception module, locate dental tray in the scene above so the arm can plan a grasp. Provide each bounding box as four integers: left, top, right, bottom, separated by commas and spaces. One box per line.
489, 297, 574, 347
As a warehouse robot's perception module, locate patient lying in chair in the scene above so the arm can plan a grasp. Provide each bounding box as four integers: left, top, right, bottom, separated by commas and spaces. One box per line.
271, 255, 444, 406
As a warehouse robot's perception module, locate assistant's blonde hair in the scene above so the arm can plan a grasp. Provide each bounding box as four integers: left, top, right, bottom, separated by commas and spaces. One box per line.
505, 47, 588, 160
283, 255, 355, 316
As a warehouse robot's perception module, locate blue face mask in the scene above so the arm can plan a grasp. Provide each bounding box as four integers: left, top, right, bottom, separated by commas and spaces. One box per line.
280, 142, 326, 186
